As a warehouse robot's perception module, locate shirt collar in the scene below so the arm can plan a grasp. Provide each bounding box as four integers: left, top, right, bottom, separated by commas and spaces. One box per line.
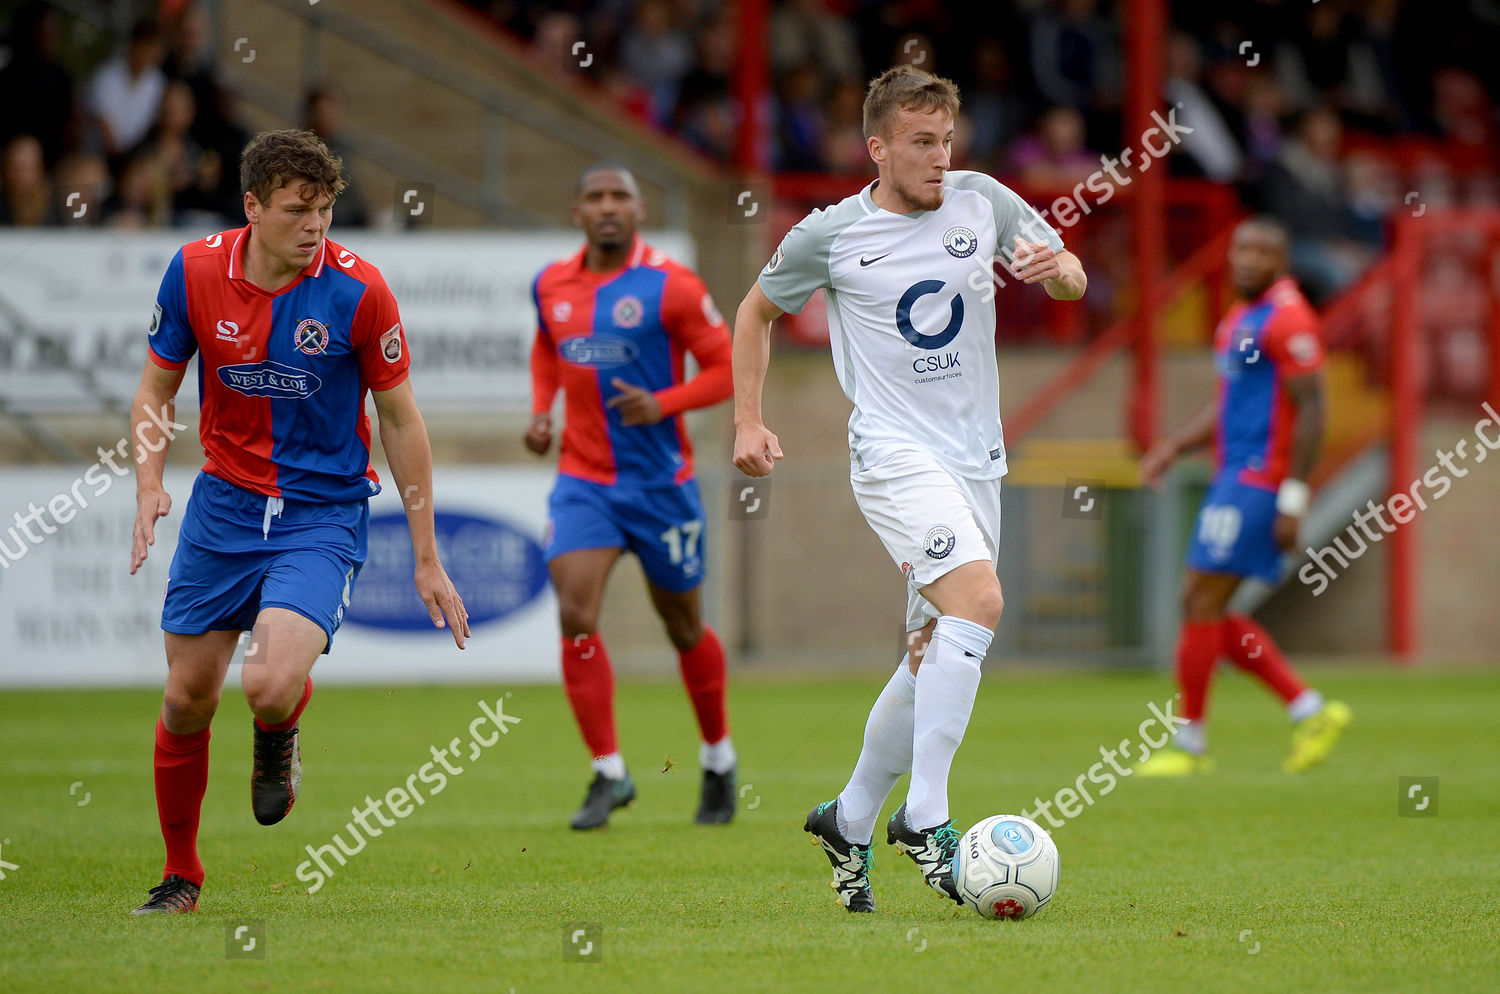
227, 225, 329, 282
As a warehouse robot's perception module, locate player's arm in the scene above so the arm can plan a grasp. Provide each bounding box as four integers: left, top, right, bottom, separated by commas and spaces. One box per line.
525, 325, 559, 454
1140, 401, 1217, 489
730, 282, 786, 477
372, 381, 470, 649
129, 359, 186, 574
1273, 371, 1324, 550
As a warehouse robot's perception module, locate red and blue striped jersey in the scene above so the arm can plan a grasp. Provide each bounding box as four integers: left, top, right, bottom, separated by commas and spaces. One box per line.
147, 226, 411, 502
1212, 276, 1323, 490
529, 236, 732, 487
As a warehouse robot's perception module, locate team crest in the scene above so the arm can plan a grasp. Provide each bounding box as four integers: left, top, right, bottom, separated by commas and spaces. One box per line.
380, 323, 404, 363
923, 525, 956, 560
295, 317, 330, 355
943, 226, 978, 259
552, 300, 573, 322
612, 295, 644, 329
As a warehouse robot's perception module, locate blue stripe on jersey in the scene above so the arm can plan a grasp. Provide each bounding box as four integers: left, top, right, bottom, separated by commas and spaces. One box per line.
267, 268, 381, 501
1218, 301, 1277, 476
592, 267, 684, 486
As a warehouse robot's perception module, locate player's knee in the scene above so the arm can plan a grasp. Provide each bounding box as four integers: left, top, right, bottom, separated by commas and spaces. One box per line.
1180, 584, 1223, 622
556, 598, 599, 639
965, 584, 1004, 630
664, 616, 703, 651
242, 672, 303, 718
162, 685, 220, 732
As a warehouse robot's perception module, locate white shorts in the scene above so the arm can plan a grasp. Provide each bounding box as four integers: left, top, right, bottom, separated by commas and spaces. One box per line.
850, 448, 1002, 632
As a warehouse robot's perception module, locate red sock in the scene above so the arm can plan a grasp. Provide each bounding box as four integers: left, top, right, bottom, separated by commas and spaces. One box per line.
1175, 619, 1225, 723
678, 625, 729, 744
1223, 614, 1306, 704
561, 634, 617, 758
255, 676, 313, 732
154, 720, 211, 887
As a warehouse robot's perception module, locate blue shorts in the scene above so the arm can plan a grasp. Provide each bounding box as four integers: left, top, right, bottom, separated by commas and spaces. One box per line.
1185, 473, 1283, 584
545, 474, 706, 592
162, 472, 369, 652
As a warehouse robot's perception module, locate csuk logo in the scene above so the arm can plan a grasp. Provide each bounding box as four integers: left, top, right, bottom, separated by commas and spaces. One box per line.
559, 334, 639, 369
219, 360, 322, 399
896, 280, 965, 351
943, 226, 978, 258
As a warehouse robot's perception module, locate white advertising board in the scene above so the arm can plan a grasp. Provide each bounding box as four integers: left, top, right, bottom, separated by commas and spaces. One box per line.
0, 465, 561, 687
0, 229, 694, 413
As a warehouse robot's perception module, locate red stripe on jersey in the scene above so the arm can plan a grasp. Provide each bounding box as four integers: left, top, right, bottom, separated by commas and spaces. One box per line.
669, 336, 694, 485
544, 283, 617, 486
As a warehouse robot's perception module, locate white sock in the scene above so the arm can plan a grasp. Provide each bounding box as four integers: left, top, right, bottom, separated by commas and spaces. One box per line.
1287, 689, 1324, 723
837, 656, 918, 845
1173, 720, 1206, 755
905, 617, 989, 830
700, 735, 737, 775
592, 752, 627, 780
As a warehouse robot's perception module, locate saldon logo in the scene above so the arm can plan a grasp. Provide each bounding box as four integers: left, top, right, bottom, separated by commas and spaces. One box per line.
219, 361, 322, 399
559, 334, 639, 369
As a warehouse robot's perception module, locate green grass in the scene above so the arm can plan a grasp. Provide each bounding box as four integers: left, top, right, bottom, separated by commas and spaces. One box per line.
1, 667, 1497, 993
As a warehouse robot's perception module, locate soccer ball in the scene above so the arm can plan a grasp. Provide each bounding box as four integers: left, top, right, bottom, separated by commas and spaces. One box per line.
952, 814, 1060, 920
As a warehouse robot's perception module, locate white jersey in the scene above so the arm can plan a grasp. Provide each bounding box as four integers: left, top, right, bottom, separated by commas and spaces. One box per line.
758, 170, 1063, 480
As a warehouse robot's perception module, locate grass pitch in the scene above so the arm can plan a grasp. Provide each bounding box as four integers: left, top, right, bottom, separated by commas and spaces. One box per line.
1, 666, 1496, 993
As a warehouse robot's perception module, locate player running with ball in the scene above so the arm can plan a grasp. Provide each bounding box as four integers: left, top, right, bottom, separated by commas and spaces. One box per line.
128, 130, 468, 914
732, 66, 1086, 912
1136, 215, 1350, 776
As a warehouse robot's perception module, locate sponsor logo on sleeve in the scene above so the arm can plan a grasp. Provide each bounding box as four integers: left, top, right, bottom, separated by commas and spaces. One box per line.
336, 249, 357, 269
765, 244, 785, 273
204, 233, 223, 248
149, 303, 162, 336
701, 293, 724, 327
1287, 332, 1319, 364
380, 323, 404, 363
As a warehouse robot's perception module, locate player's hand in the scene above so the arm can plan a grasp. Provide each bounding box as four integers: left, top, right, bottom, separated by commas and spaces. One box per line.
1011, 236, 1062, 285
1139, 440, 1177, 490
130, 487, 172, 575
415, 559, 470, 649
523, 413, 553, 455
733, 422, 783, 477
606, 378, 664, 426
1272, 513, 1301, 552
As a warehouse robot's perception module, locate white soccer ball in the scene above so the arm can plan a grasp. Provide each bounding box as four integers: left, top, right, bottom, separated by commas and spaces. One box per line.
952, 814, 1060, 920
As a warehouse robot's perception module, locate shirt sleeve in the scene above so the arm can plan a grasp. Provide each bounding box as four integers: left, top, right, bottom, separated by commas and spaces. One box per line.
757, 208, 835, 314
949, 171, 1064, 262
146, 249, 196, 369
654, 268, 732, 418
529, 274, 561, 417
352, 273, 411, 392
1263, 304, 1324, 376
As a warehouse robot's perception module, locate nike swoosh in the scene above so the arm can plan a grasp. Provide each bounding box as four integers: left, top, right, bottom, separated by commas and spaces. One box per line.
859, 253, 892, 267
